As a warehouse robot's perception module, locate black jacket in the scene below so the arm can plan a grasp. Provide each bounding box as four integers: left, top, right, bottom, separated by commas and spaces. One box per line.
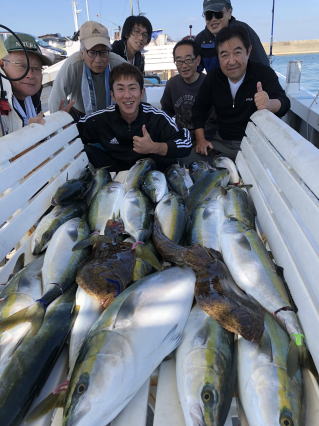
77, 103, 192, 171
192, 61, 290, 141
195, 17, 269, 73
112, 39, 145, 73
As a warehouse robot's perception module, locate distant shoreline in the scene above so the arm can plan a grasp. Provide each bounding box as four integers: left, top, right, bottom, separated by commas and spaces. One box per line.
262, 39, 319, 55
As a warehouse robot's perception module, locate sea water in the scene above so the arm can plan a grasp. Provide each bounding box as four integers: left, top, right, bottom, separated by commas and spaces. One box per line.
270, 53, 319, 95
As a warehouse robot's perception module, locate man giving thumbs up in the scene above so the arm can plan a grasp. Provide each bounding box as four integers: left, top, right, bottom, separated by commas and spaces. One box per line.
193, 25, 290, 160
77, 63, 192, 171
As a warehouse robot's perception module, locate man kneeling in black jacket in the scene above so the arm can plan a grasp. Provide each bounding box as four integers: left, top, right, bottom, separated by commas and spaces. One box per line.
192, 24, 290, 160
77, 63, 192, 171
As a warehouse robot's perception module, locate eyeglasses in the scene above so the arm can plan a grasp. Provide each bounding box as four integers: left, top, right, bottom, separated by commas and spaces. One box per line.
2, 59, 43, 74
131, 29, 149, 42
86, 49, 109, 59
204, 11, 224, 20
174, 57, 196, 66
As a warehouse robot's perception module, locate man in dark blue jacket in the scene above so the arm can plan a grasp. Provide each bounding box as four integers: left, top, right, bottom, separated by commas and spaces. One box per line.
195, 0, 269, 73
192, 25, 290, 159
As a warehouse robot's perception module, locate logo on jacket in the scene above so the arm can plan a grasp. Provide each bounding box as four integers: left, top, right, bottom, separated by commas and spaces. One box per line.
245, 98, 253, 102
109, 137, 119, 145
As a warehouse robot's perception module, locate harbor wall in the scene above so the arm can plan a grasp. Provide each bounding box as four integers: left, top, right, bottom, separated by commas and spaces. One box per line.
262, 39, 319, 55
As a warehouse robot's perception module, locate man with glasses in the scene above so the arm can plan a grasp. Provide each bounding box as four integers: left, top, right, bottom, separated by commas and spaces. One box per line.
0, 33, 52, 136
195, 0, 268, 73
49, 21, 125, 121
112, 15, 152, 73
160, 39, 205, 132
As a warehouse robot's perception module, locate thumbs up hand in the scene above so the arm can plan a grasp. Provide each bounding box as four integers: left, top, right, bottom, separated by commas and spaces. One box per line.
254, 81, 270, 110
133, 124, 154, 154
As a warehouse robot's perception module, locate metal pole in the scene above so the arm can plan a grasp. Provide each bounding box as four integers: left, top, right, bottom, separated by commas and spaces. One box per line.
85, 0, 90, 21
269, 0, 275, 58
130, 0, 134, 15
72, 0, 79, 31
137, 0, 141, 15
189, 25, 192, 37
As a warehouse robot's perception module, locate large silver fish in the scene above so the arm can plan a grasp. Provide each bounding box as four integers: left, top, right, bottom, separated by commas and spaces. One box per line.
224, 186, 255, 228
86, 166, 112, 205
0, 256, 43, 370
220, 219, 305, 346
212, 156, 240, 184
237, 313, 303, 426
120, 188, 153, 242
165, 163, 193, 198
63, 267, 196, 426
187, 187, 226, 252
42, 217, 90, 293
123, 158, 155, 191
176, 305, 235, 426
189, 161, 215, 183
142, 170, 168, 203
0, 287, 76, 426
88, 182, 125, 233
186, 169, 230, 212
155, 192, 187, 243
31, 203, 86, 255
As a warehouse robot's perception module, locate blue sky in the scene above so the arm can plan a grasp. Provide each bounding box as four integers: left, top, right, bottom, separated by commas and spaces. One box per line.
1, 0, 319, 42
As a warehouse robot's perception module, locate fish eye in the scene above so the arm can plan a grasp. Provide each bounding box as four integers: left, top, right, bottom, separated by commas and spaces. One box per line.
77, 383, 87, 394
280, 415, 293, 426
201, 385, 216, 406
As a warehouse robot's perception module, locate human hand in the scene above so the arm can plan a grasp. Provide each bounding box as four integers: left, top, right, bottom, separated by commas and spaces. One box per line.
195, 138, 213, 156
59, 99, 76, 113
254, 81, 270, 110
133, 124, 154, 154
28, 112, 45, 125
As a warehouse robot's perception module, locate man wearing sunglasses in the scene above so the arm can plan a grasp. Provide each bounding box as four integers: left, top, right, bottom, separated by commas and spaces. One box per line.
195, 0, 268, 73
49, 21, 125, 121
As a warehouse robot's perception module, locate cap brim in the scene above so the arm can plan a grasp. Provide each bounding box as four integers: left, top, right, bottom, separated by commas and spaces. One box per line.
204, 4, 225, 12
7, 48, 53, 66
83, 37, 111, 50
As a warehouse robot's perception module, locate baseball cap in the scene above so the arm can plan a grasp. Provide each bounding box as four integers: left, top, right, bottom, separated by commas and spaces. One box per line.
79, 21, 111, 50
203, 0, 232, 12
4, 33, 52, 66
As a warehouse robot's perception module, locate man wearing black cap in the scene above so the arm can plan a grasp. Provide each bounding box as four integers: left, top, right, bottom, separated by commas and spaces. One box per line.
0, 33, 52, 135
195, 0, 269, 73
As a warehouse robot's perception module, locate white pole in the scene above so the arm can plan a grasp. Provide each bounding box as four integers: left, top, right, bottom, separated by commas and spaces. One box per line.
85, 0, 90, 21
72, 0, 79, 31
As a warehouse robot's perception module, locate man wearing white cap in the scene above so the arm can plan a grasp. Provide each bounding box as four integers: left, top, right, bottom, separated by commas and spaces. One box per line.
49, 21, 126, 120
195, 0, 269, 73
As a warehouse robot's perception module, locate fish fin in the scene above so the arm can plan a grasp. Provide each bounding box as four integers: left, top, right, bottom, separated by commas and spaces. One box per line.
67, 227, 79, 242
259, 329, 273, 361
287, 340, 302, 378
0, 301, 45, 336
113, 291, 141, 328
237, 234, 252, 251
25, 385, 67, 421
72, 237, 92, 251
134, 244, 162, 271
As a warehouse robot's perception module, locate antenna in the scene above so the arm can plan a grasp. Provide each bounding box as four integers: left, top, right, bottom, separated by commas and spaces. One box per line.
269, 0, 275, 61
189, 25, 193, 37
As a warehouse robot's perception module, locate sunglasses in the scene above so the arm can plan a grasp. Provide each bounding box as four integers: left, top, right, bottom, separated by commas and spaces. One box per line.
204, 11, 224, 20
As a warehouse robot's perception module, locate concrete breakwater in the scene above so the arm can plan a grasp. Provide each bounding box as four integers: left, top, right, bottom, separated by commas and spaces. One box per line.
262, 39, 319, 55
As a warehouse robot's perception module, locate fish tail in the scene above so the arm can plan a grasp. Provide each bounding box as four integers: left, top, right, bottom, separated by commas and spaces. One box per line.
0, 301, 45, 335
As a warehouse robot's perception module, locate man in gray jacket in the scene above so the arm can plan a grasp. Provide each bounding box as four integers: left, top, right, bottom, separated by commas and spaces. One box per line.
48, 21, 126, 121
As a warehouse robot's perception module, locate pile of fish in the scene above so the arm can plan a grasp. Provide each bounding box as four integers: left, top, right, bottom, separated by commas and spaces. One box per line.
0, 157, 308, 425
